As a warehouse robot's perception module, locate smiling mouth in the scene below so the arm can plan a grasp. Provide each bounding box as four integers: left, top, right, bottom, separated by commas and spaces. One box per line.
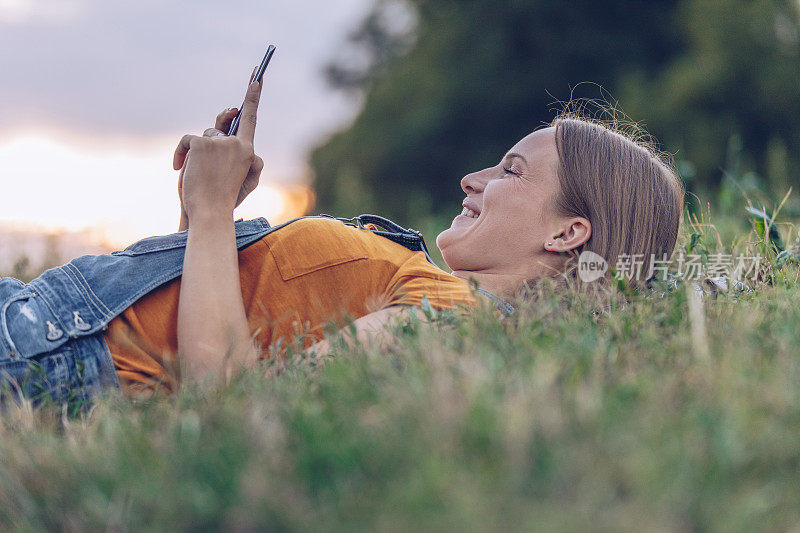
460, 207, 479, 219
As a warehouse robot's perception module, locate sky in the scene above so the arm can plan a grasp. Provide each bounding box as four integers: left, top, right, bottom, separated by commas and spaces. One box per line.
0, 0, 372, 245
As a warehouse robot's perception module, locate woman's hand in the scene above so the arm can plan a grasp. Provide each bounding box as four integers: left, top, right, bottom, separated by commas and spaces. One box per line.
173, 79, 264, 226
203, 108, 265, 208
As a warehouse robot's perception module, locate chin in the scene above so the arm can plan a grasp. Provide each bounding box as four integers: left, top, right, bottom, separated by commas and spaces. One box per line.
435, 228, 450, 252
437, 245, 461, 272
436, 229, 468, 270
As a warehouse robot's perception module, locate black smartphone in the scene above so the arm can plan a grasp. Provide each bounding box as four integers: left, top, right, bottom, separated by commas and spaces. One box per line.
227, 44, 276, 136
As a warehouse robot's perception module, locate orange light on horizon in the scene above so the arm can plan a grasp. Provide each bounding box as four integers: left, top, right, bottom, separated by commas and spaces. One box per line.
0, 133, 316, 251
277, 184, 316, 222
0, 181, 317, 272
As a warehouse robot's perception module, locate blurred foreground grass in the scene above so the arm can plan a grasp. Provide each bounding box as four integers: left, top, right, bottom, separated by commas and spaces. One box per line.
2, 204, 800, 530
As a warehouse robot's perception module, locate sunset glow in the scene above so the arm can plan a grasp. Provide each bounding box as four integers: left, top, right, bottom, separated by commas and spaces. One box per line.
0, 0, 371, 263
0, 133, 314, 248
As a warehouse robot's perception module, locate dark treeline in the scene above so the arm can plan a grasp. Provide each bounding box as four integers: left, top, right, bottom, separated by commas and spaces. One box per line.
309, 0, 800, 221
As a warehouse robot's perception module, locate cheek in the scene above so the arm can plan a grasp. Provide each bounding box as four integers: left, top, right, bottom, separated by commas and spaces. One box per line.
483, 186, 556, 251
485, 182, 548, 227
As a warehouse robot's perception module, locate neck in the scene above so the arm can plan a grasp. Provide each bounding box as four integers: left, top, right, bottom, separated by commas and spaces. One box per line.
448, 254, 566, 299
450, 270, 523, 299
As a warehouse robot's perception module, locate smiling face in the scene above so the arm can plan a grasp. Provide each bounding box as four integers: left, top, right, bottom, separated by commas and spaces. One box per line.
436, 127, 590, 294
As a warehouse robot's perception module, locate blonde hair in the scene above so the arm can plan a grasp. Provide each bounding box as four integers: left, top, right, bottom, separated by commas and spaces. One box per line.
551, 116, 685, 285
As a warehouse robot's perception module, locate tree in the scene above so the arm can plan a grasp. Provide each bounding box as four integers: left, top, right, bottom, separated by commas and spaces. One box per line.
310, 0, 800, 220
619, 0, 800, 198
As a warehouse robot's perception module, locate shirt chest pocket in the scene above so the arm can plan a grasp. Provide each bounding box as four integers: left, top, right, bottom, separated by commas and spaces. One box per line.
268, 222, 371, 281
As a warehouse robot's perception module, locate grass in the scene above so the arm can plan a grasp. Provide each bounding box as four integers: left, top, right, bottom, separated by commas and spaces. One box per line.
2, 205, 800, 530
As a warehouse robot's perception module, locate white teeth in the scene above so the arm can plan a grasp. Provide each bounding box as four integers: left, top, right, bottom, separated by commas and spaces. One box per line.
461, 207, 478, 218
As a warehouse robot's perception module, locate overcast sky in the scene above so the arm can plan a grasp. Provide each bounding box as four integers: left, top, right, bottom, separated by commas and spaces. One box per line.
0, 0, 373, 242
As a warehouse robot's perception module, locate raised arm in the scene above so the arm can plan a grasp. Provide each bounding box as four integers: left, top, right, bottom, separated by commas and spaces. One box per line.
172, 79, 263, 383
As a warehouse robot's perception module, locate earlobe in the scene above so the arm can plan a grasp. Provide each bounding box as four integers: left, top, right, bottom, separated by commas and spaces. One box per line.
544, 238, 564, 253
544, 231, 565, 252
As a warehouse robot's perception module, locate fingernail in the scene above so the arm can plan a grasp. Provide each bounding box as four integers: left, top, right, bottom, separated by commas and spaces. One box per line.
250, 81, 260, 90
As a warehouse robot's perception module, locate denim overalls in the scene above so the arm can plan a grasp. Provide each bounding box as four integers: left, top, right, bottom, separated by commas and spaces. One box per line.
0, 215, 434, 406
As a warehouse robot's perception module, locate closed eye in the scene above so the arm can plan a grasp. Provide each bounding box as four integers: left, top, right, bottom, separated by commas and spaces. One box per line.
502, 166, 517, 176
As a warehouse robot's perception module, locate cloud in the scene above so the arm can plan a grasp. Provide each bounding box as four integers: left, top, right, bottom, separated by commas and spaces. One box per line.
0, 0, 86, 24
0, 0, 370, 177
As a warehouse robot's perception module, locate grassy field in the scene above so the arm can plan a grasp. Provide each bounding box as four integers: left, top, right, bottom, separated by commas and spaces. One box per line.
2, 205, 800, 531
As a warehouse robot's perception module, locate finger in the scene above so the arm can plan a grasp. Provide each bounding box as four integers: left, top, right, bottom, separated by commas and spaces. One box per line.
172, 134, 200, 170
249, 65, 258, 83
214, 107, 238, 131
252, 155, 264, 175
236, 80, 262, 142
203, 127, 227, 138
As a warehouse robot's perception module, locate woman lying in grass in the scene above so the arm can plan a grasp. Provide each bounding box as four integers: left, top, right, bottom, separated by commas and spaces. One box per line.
0, 80, 683, 403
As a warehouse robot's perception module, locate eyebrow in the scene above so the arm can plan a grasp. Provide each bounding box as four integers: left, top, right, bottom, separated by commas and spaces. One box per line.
504, 152, 528, 165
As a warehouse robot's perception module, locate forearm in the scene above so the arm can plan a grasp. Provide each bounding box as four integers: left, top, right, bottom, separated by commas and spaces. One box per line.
178, 209, 189, 232
177, 213, 254, 382
308, 306, 416, 355
173, 77, 263, 381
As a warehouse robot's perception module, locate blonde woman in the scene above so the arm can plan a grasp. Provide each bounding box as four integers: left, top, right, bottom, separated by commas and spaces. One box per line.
0, 81, 683, 403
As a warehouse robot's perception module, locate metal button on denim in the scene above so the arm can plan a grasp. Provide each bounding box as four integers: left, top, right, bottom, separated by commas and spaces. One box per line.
46, 321, 64, 341
73, 311, 91, 331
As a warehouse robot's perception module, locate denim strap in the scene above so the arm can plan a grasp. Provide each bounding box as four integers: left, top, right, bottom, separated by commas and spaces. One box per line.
320, 214, 438, 267
476, 288, 516, 316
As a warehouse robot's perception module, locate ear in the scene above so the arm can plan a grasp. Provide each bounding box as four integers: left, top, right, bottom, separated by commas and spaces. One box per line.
544, 217, 591, 253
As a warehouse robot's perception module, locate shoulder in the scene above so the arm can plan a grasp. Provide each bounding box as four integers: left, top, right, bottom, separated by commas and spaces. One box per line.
264, 217, 418, 264
257, 217, 419, 282
386, 253, 477, 309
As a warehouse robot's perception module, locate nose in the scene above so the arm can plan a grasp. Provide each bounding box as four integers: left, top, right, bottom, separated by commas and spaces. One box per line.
460, 167, 492, 195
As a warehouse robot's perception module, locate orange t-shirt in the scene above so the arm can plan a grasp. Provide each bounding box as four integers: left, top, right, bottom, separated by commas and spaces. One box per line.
103, 218, 476, 396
